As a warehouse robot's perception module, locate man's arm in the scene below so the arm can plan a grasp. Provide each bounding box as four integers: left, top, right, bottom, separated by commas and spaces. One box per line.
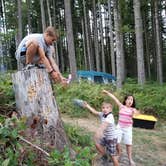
38, 47, 54, 72
48, 56, 63, 77
48, 55, 68, 84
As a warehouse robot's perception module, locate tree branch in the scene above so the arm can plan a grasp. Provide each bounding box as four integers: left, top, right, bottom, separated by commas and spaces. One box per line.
19, 136, 50, 157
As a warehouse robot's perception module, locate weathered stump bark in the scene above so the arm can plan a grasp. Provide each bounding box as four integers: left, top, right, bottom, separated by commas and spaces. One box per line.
12, 69, 70, 152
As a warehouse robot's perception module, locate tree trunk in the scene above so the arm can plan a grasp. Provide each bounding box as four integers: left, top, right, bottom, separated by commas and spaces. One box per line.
113, 0, 123, 89
154, 0, 163, 84
46, 0, 52, 26
40, 0, 46, 31
108, 0, 115, 76
133, 0, 146, 85
99, 4, 106, 72
83, 0, 92, 70
17, 0, 23, 70
26, 0, 32, 33
93, 0, 100, 71
64, 0, 77, 79
81, 19, 88, 69
12, 69, 70, 152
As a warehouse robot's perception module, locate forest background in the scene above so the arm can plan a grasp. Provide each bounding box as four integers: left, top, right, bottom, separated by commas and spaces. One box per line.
0, 0, 166, 88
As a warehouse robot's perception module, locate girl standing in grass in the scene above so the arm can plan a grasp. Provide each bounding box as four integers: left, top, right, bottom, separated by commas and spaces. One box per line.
102, 90, 140, 166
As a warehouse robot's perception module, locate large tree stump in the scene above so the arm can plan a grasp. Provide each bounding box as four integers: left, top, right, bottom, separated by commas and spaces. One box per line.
12, 69, 70, 152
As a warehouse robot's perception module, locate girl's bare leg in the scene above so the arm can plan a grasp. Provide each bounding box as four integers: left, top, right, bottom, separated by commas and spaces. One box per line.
126, 144, 135, 166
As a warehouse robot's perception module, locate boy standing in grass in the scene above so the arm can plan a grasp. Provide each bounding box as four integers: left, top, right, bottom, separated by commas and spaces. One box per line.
83, 101, 119, 166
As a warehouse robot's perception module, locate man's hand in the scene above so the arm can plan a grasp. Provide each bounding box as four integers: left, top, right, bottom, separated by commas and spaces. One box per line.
60, 77, 68, 87
50, 71, 68, 86
50, 71, 61, 83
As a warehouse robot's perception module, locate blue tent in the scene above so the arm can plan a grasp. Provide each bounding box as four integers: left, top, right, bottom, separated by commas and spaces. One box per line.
77, 70, 116, 84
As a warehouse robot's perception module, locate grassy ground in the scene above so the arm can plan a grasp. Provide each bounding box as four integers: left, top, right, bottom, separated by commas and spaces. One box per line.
132, 122, 166, 166
62, 114, 166, 166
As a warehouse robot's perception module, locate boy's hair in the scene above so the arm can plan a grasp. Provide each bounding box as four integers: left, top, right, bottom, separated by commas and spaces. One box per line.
102, 102, 112, 108
44, 26, 58, 38
123, 95, 136, 108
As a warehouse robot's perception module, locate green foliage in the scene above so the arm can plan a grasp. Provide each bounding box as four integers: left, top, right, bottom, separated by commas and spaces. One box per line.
0, 73, 15, 106
54, 81, 115, 117
48, 144, 92, 166
64, 123, 93, 147
54, 80, 166, 120
0, 116, 28, 166
48, 124, 94, 165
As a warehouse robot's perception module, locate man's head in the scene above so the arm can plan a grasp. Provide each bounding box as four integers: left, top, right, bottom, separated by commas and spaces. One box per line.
44, 26, 58, 45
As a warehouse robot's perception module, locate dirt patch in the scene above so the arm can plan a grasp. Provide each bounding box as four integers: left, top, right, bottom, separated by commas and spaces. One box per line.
61, 114, 100, 133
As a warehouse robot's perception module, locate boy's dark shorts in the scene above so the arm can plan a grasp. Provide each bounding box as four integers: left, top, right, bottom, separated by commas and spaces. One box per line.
100, 137, 117, 156
20, 45, 27, 64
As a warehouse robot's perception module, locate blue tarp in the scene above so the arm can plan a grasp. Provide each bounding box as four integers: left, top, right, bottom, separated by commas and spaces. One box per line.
77, 70, 116, 82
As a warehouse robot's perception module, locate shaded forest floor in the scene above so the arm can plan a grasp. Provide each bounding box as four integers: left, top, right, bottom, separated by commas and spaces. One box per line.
62, 114, 166, 166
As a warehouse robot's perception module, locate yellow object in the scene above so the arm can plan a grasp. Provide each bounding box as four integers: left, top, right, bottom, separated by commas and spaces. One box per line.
133, 114, 157, 122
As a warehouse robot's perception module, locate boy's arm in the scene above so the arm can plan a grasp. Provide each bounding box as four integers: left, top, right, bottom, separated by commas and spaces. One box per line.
94, 122, 109, 141
102, 90, 122, 107
84, 102, 100, 116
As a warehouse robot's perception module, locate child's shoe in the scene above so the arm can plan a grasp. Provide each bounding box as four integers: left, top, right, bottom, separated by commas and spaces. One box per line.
100, 154, 108, 164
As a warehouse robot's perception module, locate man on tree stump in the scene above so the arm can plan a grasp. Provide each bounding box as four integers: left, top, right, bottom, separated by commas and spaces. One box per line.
13, 27, 72, 157
15, 26, 67, 85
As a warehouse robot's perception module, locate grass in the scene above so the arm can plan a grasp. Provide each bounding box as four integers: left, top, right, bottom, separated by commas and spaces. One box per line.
0, 72, 166, 165
63, 116, 166, 166
133, 123, 166, 165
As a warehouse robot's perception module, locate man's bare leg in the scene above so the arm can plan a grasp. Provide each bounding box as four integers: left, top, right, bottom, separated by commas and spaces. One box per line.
25, 40, 39, 64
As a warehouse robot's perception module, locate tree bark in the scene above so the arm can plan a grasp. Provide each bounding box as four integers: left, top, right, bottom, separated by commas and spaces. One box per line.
108, 0, 115, 76
154, 0, 163, 84
83, 0, 92, 70
17, 0, 23, 70
93, 0, 100, 71
12, 69, 70, 152
40, 0, 46, 31
113, 0, 123, 89
64, 0, 77, 79
99, 3, 106, 72
133, 0, 146, 85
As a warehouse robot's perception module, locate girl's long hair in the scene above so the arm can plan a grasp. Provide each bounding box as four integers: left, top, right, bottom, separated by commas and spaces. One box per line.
122, 95, 136, 108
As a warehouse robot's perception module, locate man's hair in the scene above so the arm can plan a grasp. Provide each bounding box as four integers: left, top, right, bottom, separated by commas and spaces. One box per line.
44, 26, 58, 38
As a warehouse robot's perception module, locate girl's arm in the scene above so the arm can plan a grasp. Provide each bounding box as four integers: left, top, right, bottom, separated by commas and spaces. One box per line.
83, 102, 100, 116
102, 90, 122, 107
133, 109, 140, 116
